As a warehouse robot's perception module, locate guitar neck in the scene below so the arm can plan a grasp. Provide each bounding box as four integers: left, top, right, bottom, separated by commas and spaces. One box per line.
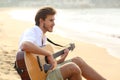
53, 46, 71, 59
45, 43, 75, 63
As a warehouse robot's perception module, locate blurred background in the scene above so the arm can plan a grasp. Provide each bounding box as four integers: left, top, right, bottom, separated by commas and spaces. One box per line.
0, 0, 120, 8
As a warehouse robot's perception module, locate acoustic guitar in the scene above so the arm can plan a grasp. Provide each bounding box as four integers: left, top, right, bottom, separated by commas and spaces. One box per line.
15, 43, 75, 80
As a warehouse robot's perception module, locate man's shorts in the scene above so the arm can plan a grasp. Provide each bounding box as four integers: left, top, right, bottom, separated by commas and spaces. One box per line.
46, 59, 72, 80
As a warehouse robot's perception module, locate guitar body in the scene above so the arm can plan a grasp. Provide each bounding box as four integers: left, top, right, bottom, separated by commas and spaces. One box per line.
15, 43, 75, 80
16, 45, 54, 80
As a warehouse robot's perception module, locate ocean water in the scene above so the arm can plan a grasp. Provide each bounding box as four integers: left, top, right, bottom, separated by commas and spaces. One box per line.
9, 8, 120, 59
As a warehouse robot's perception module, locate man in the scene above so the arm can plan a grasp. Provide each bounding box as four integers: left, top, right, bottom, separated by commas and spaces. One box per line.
19, 6, 106, 80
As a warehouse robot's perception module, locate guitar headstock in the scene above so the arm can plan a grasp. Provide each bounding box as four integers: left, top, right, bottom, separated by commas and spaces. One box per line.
69, 43, 75, 51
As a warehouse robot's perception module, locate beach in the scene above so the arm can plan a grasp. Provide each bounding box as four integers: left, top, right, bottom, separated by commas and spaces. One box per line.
0, 8, 120, 80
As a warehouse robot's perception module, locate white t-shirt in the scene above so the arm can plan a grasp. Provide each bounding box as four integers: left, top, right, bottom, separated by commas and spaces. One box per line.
19, 25, 47, 50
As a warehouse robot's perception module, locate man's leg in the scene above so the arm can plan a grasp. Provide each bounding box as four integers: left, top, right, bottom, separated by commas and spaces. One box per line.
60, 62, 82, 80
72, 57, 106, 80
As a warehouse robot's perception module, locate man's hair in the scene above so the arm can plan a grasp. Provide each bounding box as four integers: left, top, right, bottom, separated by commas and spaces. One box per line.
35, 6, 56, 26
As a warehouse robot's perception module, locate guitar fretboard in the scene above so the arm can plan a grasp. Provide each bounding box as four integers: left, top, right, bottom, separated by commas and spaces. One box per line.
53, 46, 72, 58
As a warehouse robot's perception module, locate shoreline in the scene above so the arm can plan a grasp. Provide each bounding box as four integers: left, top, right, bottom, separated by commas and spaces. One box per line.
53, 28, 120, 59
0, 8, 120, 80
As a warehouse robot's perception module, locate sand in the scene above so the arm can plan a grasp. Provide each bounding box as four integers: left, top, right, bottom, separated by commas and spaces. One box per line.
0, 8, 120, 80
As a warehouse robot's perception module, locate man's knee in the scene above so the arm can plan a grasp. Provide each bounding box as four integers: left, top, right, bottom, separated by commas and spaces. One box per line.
67, 62, 82, 74
60, 62, 82, 79
72, 56, 85, 67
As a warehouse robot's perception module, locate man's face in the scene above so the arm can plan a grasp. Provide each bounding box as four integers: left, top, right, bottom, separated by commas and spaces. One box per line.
43, 15, 55, 32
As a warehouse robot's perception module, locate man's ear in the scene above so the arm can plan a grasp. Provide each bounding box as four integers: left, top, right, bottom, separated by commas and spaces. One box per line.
39, 18, 44, 23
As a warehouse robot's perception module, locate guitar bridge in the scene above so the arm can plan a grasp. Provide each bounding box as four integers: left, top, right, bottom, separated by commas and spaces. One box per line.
36, 56, 43, 71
